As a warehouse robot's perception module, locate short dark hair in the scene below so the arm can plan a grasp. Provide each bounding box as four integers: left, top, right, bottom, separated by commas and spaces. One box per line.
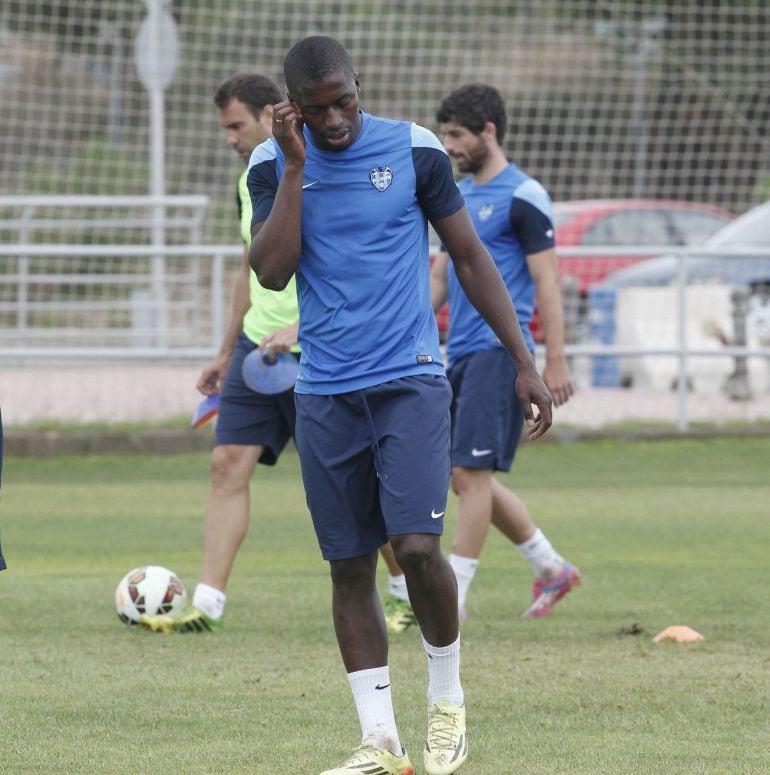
283, 35, 355, 94
436, 83, 507, 144
213, 72, 282, 121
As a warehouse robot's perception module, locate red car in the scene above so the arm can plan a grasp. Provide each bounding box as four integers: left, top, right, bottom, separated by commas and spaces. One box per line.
434, 199, 734, 341
553, 198, 735, 295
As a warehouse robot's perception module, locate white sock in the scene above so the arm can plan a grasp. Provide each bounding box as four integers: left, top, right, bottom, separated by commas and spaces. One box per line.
388, 573, 410, 603
448, 553, 479, 610
192, 582, 226, 620
515, 528, 565, 579
347, 667, 403, 755
423, 635, 464, 708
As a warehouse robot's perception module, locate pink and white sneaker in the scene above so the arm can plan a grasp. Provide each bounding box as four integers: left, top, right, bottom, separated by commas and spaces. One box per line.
523, 563, 581, 618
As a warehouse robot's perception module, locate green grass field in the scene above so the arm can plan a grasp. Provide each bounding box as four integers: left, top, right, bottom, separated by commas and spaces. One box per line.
1, 437, 768, 774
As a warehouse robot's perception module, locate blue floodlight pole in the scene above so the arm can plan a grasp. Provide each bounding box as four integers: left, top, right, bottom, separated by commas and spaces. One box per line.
134, 0, 179, 348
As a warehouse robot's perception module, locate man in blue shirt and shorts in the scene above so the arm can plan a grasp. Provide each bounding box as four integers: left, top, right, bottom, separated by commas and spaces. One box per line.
433, 84, 580, 621
248, 36, 552, 775
381, 84, 580, 633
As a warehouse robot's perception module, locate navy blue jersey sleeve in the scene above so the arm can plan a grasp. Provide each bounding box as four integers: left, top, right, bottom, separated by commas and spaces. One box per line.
247, 159, 279, 227
411, 125, 465, 222
508, 178, 555, 255
246, 139, 280, 228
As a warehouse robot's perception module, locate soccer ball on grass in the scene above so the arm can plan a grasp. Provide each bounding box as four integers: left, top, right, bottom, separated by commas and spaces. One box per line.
115, 565, 187, 625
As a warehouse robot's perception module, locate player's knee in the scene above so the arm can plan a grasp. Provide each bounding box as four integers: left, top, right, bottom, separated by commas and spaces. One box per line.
450, 466, 473, 494
329, 554, 377, 594
451, 465, 490, 495
209, 445, 254, 490
390, 534, 440, 575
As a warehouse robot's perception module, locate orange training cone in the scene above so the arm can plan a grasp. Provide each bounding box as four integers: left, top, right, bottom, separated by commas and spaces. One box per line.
652, 625, 704, 644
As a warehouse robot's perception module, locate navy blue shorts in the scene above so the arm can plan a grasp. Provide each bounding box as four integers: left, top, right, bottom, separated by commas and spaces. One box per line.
447, 348, 524, 472
215, 331, 297, 466
295, 375, 452, 561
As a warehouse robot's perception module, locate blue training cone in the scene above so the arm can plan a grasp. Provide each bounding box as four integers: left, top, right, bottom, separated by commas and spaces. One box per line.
191, 393, 220, 429
241, 350, 299, 395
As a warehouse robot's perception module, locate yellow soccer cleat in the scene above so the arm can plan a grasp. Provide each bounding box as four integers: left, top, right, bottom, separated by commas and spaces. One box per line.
319, 740, 414, 775
383, 594, 417, 634
424, 700, 468, 775
139, 605, 223, 633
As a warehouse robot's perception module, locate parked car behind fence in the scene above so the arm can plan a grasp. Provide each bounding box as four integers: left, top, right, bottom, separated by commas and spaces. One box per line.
437, 198, 734, 342
589, 200, 770, 392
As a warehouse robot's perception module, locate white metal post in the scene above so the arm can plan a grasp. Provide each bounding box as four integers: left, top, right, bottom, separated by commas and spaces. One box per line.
675, 250, 689, 431
149, 82, 168, 348
135, 0, 179, 349
17, 205, 33, 345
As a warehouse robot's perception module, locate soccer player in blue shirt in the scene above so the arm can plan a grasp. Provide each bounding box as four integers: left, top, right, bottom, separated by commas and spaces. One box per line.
434, 83, 579, 620
247, 36, 552, 775
381, 85, 581, 628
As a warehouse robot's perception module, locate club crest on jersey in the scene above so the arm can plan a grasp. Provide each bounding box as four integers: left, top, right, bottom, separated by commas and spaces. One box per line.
369, 166, 393, 191
479, 203, 495, 221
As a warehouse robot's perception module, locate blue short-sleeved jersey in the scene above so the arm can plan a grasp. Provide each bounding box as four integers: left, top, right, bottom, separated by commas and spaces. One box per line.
445, 163, 555, 367
247, 112, 464, 395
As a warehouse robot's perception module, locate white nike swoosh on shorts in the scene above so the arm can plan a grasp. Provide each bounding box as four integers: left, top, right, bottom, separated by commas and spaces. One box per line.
431, 509, 445, 519
471, 448, 493, 457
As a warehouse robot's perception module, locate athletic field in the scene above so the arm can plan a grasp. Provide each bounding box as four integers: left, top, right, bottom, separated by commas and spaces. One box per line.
1, 437, 768, 774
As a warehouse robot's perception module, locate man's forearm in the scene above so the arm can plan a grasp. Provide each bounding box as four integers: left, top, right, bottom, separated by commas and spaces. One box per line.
218, 257, 252, 356
455, 254, 534, 369
536, 283, 567, 362
430, 251, 449, 312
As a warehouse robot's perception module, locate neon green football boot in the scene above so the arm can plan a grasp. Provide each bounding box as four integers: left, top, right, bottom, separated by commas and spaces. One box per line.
424, 700, 468, 775
139, 605, 223, 634
319, 740, 414, 775
383, 594, 417, 634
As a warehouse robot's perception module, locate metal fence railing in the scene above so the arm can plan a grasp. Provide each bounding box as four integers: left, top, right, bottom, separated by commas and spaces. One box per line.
0, 195, 221, 355
1, 241, 769, 430
0, 242, 240, 357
